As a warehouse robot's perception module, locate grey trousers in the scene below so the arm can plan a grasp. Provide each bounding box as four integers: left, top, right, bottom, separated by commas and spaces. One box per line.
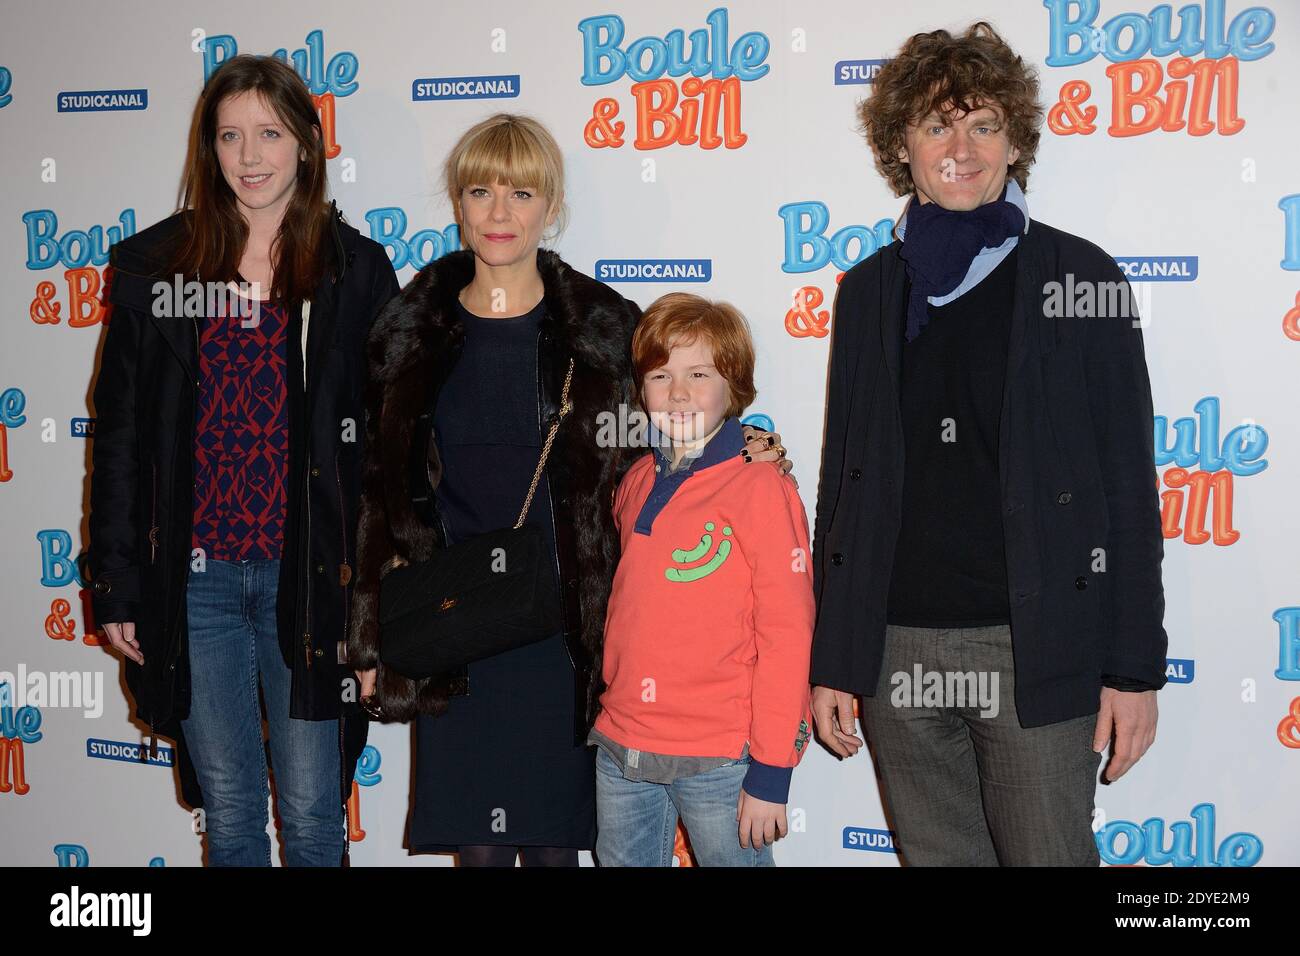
860, 623, 1102, 866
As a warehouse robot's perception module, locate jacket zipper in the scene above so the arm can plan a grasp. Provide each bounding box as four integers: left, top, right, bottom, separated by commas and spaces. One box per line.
334, 451, 350, 639
339, 715, 349, 865
155, 325, 199, 759
298, 285, 345, 860
149, 461, 159, 564
172, 320, 199, 673
300, 296, 315, 671
303, 454, 314, 669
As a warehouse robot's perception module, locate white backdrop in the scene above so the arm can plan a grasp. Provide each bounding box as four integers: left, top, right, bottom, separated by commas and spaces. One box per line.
1, 0, 1298, 866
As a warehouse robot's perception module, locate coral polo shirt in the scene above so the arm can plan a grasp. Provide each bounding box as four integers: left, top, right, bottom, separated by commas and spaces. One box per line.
594, 416, 815, 803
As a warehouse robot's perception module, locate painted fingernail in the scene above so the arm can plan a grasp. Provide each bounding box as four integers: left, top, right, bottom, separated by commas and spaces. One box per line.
742, 453, 752, 463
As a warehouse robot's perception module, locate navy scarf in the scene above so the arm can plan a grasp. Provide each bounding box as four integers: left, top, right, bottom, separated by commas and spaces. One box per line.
897, 184, 1025, 342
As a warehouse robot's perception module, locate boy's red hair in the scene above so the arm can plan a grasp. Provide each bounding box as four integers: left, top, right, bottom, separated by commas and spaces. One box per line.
631, 293, 757, 418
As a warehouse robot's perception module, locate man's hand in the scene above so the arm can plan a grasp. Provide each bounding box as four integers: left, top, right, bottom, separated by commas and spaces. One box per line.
741, 424, 797, 488
1093, 687, 1157, 782
811, 685, 863, 757
737, 789, 788, 850
102, 621, 144, 665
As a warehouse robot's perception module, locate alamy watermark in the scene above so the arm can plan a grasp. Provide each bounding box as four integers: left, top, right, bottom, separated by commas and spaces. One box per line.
594, 405, 713, 450
151, 274, 264, 327
1041, 273, 1149, 327
890, 665, 1000, 718
0, 666, 104, 718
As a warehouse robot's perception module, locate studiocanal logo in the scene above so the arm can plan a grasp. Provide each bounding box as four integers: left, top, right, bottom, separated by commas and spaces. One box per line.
1043, 0, 1277, 137
594, 259, 711, 283
56, 89, 147, 112
85, 738, 174, 767
1165, 658, 1195, 683
843, 826, 900, 854
832, 59, 889, 85
579, 7, 769, 150
413, 71, 519, 102
1114, 255, 1198, 280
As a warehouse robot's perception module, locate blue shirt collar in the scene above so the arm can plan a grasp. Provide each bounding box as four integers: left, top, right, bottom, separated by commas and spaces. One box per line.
634, 416, 747, 535
649, 416, 746, 476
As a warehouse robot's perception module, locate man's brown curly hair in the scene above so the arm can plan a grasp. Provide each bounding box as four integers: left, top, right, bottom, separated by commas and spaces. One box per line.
858, 21, 1043, 197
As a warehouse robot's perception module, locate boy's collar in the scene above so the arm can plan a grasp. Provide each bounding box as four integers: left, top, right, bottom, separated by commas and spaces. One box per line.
649, 416, 746, 475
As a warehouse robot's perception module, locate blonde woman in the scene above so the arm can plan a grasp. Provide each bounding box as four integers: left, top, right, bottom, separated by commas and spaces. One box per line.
348, 114, 789, 866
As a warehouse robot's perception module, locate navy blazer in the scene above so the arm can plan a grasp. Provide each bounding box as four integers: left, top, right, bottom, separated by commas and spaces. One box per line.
810, 217, 1168, 727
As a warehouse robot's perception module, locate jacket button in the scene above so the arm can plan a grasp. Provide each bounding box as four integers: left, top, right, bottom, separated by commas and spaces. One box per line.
559, 498, 570, 508
310, 466, 321, 478
314, 648, 324, 658
831, 553, 844, 566
316, 564, 325, 575
567, 578, 577, 590
93, 580, 111, 595
849, 468, 862, 480
1075, 576, 1088, 590
1057, 491, 1072, 505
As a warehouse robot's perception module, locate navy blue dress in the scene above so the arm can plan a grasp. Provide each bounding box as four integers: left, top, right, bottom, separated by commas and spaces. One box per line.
408, 297, 597, 852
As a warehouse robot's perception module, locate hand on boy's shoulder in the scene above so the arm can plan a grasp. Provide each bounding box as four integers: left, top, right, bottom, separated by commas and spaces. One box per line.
735, 446, 805, 501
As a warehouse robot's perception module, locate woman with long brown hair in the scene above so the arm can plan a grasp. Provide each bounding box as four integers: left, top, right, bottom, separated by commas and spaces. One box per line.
88, 54, 398, 865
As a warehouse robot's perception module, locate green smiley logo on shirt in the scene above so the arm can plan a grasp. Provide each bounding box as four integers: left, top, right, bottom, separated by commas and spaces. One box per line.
665, 521, 733, 582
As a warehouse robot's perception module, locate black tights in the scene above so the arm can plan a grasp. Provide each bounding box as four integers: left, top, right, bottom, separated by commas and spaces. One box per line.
456, 844, 578, 867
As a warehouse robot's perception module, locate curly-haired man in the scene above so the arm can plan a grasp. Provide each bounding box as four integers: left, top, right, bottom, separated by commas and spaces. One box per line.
809, 22, 1167, 866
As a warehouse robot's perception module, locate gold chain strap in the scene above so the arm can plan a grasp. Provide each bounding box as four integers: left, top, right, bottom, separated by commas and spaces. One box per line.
514, 357, 575, 529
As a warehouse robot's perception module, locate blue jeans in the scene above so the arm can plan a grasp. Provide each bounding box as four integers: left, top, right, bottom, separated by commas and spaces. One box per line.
594, 746, 775, 867
180, 558, 343, 866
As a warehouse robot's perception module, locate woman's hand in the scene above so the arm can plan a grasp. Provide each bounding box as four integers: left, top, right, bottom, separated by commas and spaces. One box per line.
737, 788, 788, 850
356, 667, 382, 718
101, 621, 144, 665
741, 425, 796, 487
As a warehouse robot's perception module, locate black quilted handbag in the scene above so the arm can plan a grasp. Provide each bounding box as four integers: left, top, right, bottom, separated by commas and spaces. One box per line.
377, 358, 573, 679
